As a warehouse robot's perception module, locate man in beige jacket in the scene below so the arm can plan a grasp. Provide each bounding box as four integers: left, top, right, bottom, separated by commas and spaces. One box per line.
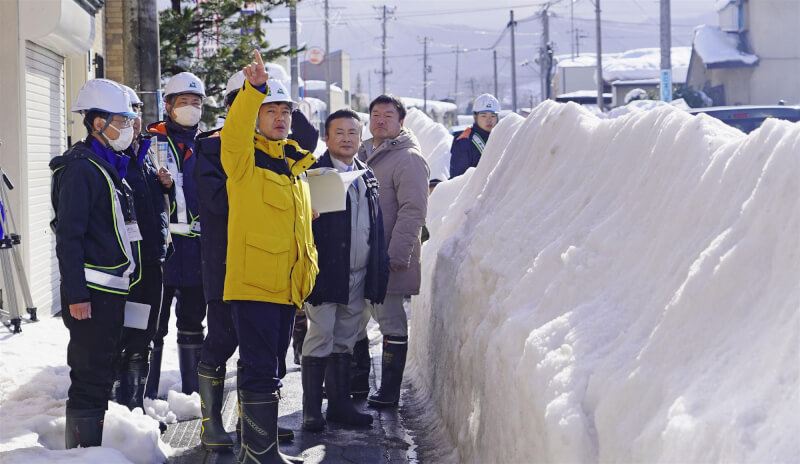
358, 94, 430, 408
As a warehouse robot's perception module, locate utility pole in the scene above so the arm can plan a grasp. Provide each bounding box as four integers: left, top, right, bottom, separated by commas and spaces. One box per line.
374, 5, 394, 94
509, 10, 518, 112
454, 44, 460, 109
421, 36, 430, 112
290, 2, 299, 100
324, 0, 331, 123
493, 49, 498, 97
137, 0, 160, 125
595, 0, 603, 110
539, 5, 550, 101
571, 0, 575, 59
660, 0, 672, 102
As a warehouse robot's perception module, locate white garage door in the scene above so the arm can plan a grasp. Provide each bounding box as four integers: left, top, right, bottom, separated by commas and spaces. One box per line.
25, 41, 66, 316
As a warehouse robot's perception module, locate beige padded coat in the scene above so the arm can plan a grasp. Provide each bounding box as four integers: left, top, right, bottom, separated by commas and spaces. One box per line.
358, 128, 430, 295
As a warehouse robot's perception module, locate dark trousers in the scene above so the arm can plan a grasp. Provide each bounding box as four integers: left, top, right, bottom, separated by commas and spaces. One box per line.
200, 299, 238, 368
61, 286, 125, 410
119, 263, 163, 355
231, 300, 295, 393
153, 284, 206, 348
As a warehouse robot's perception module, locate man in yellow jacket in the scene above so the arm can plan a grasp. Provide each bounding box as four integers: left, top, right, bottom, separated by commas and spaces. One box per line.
220, 50, 318, 464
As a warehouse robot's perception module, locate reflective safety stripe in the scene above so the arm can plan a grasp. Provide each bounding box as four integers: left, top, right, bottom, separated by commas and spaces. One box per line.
169, 223, 192, 235
163, 136, 189, 225
471, 132, 486, 154
85, 160, 135, 290
84, 268, 132, 290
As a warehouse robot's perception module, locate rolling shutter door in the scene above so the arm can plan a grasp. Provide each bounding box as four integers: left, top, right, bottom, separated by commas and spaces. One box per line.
25, 41, 65, 315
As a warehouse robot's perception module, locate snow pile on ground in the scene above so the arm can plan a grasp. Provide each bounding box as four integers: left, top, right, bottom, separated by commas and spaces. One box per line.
407, 100, 800, 463
403, 108, 452, 183
0, 313, 207, 463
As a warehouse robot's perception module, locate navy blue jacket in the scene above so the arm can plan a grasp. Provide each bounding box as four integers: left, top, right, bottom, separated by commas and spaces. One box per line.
450, 123, 491, 178
148, 119, 202, 287
50, 140, 136, 305
307, 152, 389, 306
194, 110, 320, 302
124, 135, 170, 265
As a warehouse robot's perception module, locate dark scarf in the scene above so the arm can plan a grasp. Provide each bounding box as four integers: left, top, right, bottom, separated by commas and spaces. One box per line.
90, 137, 129, 178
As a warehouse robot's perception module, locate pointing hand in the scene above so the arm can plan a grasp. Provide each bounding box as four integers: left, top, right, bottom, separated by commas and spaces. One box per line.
242, 49, 269, 88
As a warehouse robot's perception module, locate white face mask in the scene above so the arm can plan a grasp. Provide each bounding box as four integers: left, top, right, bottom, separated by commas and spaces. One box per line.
172, 105, 202, 127
104, 123, 134, 152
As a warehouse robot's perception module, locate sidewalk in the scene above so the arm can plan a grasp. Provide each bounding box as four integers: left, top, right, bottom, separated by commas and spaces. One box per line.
165, 330, 418, 464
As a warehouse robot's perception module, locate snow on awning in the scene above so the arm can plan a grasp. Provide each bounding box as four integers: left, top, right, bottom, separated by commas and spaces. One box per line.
693, 25, 759, 68
714, 0, 737, 12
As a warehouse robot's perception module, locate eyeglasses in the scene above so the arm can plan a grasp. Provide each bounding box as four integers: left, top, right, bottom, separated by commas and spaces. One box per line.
110, 117, 133, 128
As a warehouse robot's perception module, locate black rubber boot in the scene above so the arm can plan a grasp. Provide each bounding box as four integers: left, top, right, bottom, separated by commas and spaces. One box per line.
199, 362, 234, 452
124, 352, 149, 410
367, 335, 408, 408
350, 337, 371, 399
237, 363, 294, 444
301, 356, 327, 432
110, 352, 128, 405
65, 408, 105, 448
144, 345, 163, 400
178, 343, 203, 395
326, 353, 373, 427
238, 390, 300, 464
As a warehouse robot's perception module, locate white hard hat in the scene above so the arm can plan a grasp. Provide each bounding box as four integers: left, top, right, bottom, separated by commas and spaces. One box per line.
473, 93, 500, 114
121, 84, 142, 107
164, 72, 206, 99
71, 78, 138, 117
225, 71, 246, 97
261, 80, 295, 108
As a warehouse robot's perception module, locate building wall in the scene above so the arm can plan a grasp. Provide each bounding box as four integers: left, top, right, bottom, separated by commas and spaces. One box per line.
713, 67, 753, 105
746, 0, 800, 104
553, 66, 597, 96
105, 0, 125, 82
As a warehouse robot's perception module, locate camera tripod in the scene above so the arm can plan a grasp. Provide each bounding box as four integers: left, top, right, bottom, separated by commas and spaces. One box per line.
0, 167, 38, 333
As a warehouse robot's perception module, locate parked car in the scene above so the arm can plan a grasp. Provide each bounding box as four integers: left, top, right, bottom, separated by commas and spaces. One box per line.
689, 105, 800, 133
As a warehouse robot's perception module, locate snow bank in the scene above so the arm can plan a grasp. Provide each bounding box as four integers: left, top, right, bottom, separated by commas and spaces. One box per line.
0, 312, 210, 462
408, 100, 800, 463
403, 108, 452, 183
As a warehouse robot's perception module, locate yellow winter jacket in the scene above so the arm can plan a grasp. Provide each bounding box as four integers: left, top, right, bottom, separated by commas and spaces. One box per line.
220, 80, 318, 307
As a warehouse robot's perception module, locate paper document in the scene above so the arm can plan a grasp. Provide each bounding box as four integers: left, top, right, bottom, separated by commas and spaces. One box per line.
307, 167, 367, 213
124, 301, 151, 330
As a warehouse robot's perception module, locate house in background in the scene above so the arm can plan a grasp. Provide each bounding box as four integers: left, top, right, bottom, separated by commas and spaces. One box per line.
686, 0, 800, 105
552, 47, 691, 108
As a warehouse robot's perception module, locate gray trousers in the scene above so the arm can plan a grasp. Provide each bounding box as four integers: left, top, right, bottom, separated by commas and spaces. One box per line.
303, 297, 368, 357
366, 294, 407, 338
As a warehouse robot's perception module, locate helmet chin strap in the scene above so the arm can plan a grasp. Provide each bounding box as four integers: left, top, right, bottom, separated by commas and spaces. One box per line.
93, 118, 115, 149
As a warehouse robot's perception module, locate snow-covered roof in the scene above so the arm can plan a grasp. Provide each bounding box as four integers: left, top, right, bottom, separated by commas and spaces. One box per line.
557, 90, 612, 99
612, 78, 659, 86
556, 48, 691, 83
555, 53, 599, 68
400, 97, 457, 114
693, 25, 759, 68
602, 47, 691, 83
714, 0, 736, 11
302, 80, 344, 93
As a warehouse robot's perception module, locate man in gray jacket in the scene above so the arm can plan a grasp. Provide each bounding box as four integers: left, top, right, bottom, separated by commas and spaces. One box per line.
358, 94, 430, 408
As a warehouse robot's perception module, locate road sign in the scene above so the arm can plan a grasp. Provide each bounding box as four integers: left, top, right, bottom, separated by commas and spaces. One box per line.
660, 69, 673, 103
307, 46, 325, 65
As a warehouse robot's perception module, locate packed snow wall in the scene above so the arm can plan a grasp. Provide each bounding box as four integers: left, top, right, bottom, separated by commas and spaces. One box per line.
407, 101, 800, 463
403, 108, 452, 183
